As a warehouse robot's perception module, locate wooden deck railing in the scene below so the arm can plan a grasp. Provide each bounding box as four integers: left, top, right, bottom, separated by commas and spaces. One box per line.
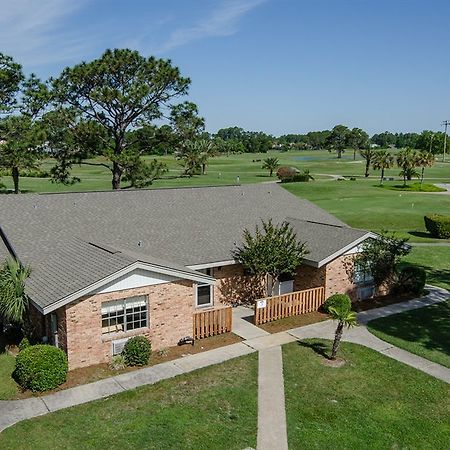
193, 306, 233, 339
254, 286, 325, 325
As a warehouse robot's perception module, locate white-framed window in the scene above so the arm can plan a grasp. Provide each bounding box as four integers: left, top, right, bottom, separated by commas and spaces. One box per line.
353, 263, 374, 285
196, 268, 213, 307
101, 295, 148, 334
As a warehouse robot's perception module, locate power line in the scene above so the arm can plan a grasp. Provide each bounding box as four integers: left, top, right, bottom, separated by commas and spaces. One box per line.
442, 120, 450, 163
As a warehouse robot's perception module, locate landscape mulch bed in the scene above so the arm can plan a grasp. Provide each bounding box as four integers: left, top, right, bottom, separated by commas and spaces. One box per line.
10, 332, 242, 399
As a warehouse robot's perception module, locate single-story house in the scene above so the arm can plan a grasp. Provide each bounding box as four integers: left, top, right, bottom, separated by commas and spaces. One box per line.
0, 184, 374, 369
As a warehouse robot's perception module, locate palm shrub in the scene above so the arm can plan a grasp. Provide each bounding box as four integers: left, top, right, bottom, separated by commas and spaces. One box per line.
14, 344, 68, 392
122, 335, 152, 366
262, 157, 280, 177
322, 293, 351, 314
327, 295, 357, 360
372, 150, 394, 184
0, 258, 31, 324
396, 148, 419, 186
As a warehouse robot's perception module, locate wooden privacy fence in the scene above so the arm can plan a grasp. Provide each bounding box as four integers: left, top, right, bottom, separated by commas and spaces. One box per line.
193, 306, 232, 339
254, 286, 325, 325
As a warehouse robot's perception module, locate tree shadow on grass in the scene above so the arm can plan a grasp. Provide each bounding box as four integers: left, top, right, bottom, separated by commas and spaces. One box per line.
400, 261, 450, 291
408, 231, 433, 239
297, 340, 330, 359
369, 300, 450, 357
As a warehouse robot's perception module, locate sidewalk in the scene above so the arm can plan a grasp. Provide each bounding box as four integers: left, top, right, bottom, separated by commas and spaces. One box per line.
0, 285, 448, 434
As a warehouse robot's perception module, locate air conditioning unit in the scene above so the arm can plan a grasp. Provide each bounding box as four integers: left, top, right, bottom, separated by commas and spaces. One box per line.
112, 337, 129, 355
358, 286, 375, 300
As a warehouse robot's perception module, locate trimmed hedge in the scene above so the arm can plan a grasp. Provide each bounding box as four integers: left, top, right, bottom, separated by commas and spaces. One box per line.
14, 345, 68, 392
122, 336, 152, 366
322, 294, 351, 314
424, 214, 450, 239
397, 266, 427, 295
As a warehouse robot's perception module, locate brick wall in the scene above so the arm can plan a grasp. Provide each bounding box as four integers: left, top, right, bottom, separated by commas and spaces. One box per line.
325, 255, 357, 300
294, 264, 327, 292
213, 264, 266, 305
64, 279, 194, 369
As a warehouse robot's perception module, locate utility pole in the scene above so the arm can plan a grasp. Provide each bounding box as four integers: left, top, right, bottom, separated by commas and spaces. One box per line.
442, 120, 450, 162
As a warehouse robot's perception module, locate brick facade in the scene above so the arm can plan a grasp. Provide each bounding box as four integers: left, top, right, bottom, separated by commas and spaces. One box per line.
27, 257, 360, 370
62, 279, 195, 369
325, 255, 358, 300
213, 264, 265, 305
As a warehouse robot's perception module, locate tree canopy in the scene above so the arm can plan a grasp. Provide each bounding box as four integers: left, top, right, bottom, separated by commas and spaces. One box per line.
233, 219, 308, 295
50, 48, 191, 189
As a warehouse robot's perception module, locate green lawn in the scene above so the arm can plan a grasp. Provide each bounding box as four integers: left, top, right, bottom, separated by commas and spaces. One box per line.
0, 352, 18, 400
283, 340, 450, 449
0, 354, 258, 450
402, 246, 450, 290
367, 300, 450, 368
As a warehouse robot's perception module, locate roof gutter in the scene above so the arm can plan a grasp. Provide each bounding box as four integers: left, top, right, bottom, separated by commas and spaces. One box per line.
41, 260, 215, 315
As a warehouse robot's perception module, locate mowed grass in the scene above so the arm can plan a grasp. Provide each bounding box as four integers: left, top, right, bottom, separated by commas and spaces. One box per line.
402, 246, 450, 290
367, 300, 450, 368
0, 352, 18, 400
0, 354, 258, 450
283, 340, 450, 449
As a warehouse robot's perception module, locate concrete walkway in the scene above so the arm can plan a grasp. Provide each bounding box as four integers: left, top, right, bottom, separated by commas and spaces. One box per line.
288, 285, 450, 383
0, 285, 448, 435
257, 347, 288, 450
232, 306, 269, 340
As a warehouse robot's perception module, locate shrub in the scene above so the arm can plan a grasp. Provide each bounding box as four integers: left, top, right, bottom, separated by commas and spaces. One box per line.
322, 294, 351, 314
14, 345, 68, 392
396, 266, 426, 295
18, 337, 31, 352
424, 214, 450, 239
109, 354, 126, 371
122, 336, 151, 366
276, 166, 300, 182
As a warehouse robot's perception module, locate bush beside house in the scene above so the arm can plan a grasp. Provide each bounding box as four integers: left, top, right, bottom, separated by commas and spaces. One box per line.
122, 336, 152, 366
14, 344, 68, 392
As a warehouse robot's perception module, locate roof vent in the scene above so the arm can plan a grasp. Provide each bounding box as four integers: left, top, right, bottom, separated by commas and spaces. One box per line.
138, 240, 143, 247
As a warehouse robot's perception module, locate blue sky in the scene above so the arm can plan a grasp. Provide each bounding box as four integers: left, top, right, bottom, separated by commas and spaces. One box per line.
1, 0, 449, 135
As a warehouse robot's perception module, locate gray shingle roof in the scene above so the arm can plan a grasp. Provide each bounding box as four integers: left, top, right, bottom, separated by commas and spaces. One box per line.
0, 184, 368, 310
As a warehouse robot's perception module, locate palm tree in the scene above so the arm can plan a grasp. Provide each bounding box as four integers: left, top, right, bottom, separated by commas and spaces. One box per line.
262, 157, 280, 177
328, 304, 357, 360
416, 151, 435, 186
0, 258, 31, 324
372, 150, 395, 184
197, 139, 217, 175
359, 148, 377, 178
396, 148, 420, 186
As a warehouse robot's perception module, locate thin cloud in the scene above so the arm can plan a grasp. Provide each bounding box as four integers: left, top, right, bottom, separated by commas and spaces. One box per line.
0, 0, 89, 67
157, 0, 267, 53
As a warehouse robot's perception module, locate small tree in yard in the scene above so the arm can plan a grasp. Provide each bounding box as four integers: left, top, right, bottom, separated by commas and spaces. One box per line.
233, 219, 308, 296
262, 157, 279, 176
353, 232, 411, 293
328, 296, 357, 360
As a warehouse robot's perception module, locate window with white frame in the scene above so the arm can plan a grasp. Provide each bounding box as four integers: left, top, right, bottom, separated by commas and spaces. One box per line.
353, 263, 374, 285
101, 296, 148, 334
196, 268, 213, 307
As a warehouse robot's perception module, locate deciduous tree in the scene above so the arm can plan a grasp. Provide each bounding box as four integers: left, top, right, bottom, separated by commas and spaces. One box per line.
233, 219, 308, 296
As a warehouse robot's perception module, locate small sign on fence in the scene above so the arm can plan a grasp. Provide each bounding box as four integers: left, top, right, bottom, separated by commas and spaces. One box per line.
256, 299, 267, 309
